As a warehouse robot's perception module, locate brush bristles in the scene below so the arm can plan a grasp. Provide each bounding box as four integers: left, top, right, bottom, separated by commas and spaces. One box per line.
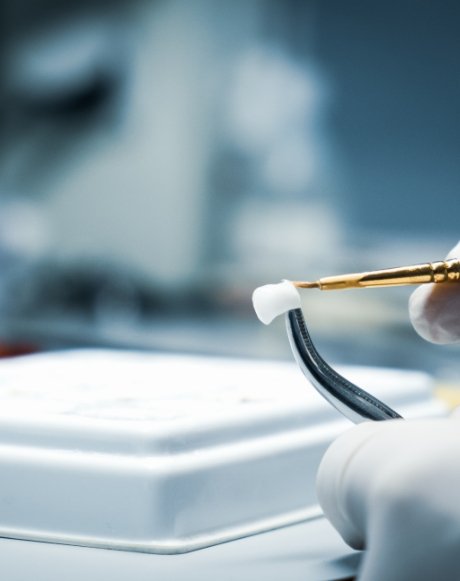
292, 281, 320, 289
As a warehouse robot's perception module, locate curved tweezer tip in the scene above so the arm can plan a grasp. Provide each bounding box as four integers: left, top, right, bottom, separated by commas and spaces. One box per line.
286, 308, 402, 423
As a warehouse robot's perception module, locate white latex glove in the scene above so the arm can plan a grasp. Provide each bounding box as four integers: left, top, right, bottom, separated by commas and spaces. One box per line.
317, 242, 460, 580
317, 419, 460, 580
410, 240, 460, 343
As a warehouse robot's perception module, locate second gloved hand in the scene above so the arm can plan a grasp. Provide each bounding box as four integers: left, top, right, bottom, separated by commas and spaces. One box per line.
317, 418, 460, 581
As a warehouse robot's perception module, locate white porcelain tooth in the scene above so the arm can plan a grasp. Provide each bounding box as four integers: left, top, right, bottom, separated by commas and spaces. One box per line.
252, 280, 301, 325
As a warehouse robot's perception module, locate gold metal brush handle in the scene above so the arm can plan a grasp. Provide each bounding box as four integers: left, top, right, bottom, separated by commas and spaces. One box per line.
293, 258, 460, 291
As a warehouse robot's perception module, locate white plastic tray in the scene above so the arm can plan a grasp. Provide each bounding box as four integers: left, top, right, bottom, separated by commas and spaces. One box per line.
0, 350, 446, 553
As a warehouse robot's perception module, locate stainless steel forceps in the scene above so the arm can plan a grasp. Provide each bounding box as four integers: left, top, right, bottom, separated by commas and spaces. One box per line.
286, 308, 402, 423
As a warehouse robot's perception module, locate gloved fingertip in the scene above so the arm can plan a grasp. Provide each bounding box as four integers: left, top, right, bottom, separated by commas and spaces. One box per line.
409, 241, 460, 343
409, 285, 439, 342
409, 283, 460, 344
316, 422, 382, 549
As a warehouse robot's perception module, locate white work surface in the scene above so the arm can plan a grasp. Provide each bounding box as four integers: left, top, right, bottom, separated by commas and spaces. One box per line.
0, 349, 446, 579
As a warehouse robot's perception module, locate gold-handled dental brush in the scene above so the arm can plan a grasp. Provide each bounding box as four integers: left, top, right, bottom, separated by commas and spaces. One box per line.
293, 258, 460, 291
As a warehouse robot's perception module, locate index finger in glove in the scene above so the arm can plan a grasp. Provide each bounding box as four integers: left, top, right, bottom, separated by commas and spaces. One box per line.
409, 241, 460, 344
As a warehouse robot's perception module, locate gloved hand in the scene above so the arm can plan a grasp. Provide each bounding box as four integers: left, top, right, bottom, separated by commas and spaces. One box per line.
409, 240, 460, 343
317, 419, 460, 580
316, 241, 460, 580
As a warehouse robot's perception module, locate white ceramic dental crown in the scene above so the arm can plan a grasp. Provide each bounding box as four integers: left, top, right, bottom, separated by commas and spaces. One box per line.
252, 280, 301, 325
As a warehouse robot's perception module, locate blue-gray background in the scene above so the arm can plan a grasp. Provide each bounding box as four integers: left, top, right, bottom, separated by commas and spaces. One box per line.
1, 0, 459, 379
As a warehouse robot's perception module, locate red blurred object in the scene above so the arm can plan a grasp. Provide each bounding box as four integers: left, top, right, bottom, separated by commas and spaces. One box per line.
0, 342, 39, 358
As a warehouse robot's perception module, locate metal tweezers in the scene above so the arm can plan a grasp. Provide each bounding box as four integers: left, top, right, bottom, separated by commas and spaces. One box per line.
286, 308, 402, 423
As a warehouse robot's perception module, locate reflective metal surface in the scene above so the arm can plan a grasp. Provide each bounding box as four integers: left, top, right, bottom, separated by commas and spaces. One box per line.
286, 308, 402, 423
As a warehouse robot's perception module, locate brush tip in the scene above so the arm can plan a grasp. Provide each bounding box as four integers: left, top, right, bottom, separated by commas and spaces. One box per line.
292, 281, 320, 289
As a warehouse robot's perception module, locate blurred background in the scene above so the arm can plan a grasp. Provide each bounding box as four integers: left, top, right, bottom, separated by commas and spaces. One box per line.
1, 0, 460, 381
